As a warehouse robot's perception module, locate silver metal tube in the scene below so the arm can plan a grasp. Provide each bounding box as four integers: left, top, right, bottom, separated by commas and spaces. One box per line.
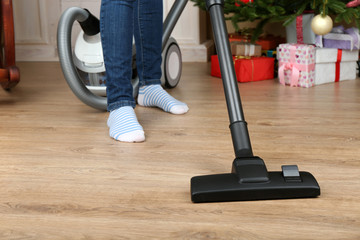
162, 0, 188, 51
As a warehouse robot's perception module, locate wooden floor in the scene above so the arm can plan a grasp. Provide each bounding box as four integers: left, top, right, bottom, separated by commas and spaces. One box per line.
0, 62, 359, 239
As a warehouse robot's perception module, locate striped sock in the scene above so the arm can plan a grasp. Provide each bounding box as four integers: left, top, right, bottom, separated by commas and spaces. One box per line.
137, 84, 189, 114
107, 106, 145, 142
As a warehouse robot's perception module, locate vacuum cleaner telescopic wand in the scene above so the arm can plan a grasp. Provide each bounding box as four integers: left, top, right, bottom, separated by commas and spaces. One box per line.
206, 0, 253, 159
190, 0, 320, 203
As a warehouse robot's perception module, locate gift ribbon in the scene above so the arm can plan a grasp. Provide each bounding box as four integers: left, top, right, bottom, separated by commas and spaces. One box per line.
251, 58, 254, 81
278, 45, 315, 87
245, 44, 255, 56
234, 55, 251, 61
335, 49, 342, 82
296, 15, 304, 44
231, 42, 256, 56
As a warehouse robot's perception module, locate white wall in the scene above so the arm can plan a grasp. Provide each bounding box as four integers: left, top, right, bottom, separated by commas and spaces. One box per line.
13, 0, 212, 62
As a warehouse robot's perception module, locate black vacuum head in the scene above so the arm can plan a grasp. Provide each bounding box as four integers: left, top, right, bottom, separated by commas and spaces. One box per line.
191, 157, 320, 203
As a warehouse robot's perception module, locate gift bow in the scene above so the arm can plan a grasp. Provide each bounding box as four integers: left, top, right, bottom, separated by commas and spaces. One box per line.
233, 55, 251, 65
234, 55, 251, 60
278, 62, 300, 87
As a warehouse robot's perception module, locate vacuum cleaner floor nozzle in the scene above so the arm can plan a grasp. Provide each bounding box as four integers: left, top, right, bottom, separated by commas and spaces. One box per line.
191, 171, 320, 203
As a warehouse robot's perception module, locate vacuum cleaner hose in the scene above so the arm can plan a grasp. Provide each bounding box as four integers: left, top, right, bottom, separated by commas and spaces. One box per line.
79, 9, 100, 36
57, 7, 107, 111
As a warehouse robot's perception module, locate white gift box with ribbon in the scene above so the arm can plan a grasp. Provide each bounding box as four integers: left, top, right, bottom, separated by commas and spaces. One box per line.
315, 48, 358, 85
277, 43, 358, 88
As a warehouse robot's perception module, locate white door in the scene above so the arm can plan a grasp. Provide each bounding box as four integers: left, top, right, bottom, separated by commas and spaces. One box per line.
13, 0, 61, 61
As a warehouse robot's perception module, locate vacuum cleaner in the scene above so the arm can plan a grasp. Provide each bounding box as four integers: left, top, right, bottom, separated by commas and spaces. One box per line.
57, 0, 320, 203
57, 2, 185, 110
191, 0, 320, 203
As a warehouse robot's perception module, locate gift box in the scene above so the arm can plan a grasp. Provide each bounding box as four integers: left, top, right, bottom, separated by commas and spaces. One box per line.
277, 43, 358, 87
277, 43, 316, 88
262, 49, 277, 57
286, 14, 316, 44
256, 36, 282, 50
315, 48, 358, 84
229, 33, 251, 43
229, 33, 285, 50
261, 49, 278, 77
211, 55, 274, 82
315, 26, 360, 50
231, 41, 262, 56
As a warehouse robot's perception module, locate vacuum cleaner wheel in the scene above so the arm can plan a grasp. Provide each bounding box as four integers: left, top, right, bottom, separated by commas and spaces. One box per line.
163, 42, 182, 88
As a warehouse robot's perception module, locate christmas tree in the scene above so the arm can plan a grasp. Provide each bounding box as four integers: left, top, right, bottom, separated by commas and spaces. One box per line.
191, 0, 360, 41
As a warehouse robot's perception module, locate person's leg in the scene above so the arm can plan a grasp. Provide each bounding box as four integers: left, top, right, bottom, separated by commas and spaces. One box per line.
100, 0, 144, 142
134, 0, 189, 114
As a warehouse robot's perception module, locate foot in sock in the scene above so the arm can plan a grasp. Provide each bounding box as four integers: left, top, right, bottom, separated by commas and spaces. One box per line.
107, 106, 145, 142
137, 84, 189, 114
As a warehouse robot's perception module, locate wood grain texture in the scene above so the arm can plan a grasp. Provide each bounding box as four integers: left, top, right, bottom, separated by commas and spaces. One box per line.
0, 62, 359, 239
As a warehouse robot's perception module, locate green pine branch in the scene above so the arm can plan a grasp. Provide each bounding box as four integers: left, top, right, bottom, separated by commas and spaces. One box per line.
191, 0, 360, 41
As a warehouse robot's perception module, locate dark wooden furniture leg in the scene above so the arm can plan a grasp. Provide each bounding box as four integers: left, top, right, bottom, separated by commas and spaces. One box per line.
0, 0, 20, 90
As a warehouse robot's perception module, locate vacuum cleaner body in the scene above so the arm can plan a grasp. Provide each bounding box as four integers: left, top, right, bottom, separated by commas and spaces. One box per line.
57, 6, 184, 110
73, 31, 105, 75
72, 29, 180, 97
73, 31, 107, 96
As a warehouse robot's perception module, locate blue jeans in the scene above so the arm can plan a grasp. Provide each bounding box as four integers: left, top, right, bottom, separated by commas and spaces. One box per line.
100, 0, 163, 111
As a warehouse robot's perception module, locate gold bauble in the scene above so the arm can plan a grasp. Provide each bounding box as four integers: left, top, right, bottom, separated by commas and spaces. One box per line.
311, 14, 333, 35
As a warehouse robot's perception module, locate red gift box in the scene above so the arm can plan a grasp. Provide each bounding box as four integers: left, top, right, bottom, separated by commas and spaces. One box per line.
211, 55, 274, 82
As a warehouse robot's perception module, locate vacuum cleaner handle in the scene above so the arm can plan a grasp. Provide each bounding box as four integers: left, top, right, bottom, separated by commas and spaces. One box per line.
205, 0, 253, 158
162, 0, 188, 51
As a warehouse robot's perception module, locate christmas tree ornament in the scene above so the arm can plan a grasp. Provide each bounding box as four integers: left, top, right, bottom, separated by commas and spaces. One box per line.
311, 14, 333, 35
235, 0, 252, 7
346, 0, 360, 8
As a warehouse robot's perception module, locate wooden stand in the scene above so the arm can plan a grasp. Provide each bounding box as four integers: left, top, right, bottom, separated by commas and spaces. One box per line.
0, 0, 19, 90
